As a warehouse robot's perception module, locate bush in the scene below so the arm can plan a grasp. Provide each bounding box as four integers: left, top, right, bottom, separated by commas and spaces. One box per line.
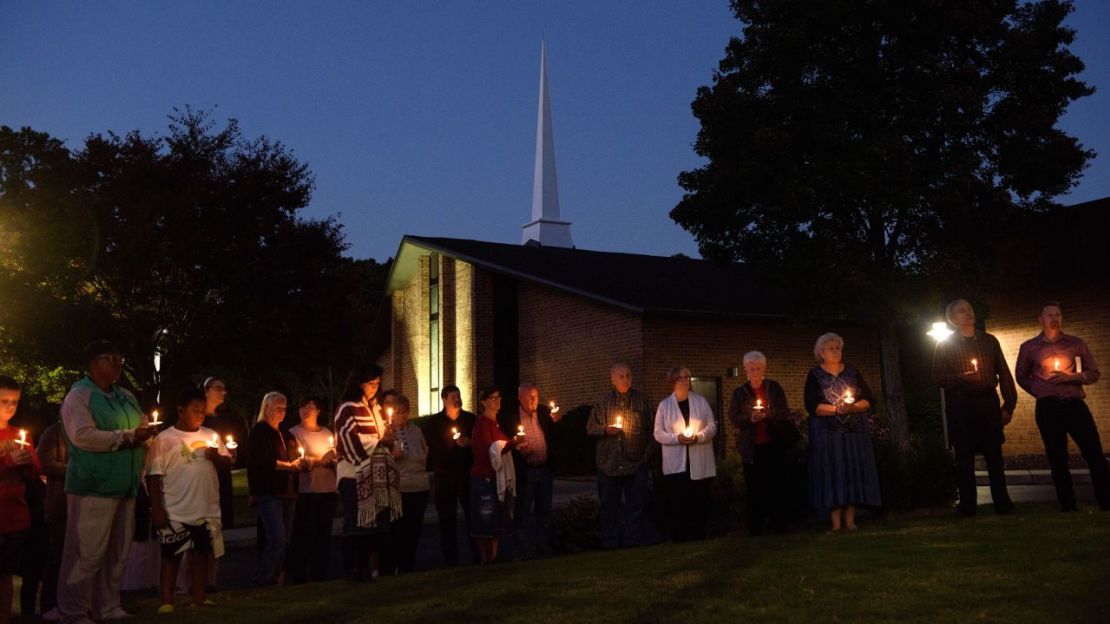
872, 419, 956, 510
549, 495, 602, 554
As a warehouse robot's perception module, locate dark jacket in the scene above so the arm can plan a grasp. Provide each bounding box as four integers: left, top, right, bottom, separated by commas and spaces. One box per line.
423, 409, 477, 478
247, 421, 294, 497
727, 379, 795, 463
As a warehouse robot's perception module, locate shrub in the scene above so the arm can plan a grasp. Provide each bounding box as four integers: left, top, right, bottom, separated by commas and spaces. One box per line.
549, 495, 602, 554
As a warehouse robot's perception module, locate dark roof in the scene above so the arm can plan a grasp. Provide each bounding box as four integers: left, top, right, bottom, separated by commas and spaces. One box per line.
403, 235, 792, 319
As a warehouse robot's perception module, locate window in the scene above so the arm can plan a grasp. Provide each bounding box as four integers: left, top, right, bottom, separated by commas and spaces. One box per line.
429, 253, 441, 411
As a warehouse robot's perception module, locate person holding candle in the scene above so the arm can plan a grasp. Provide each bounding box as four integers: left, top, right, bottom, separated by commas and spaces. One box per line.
654, 366, 717, 542
500, 383, 562, 559
379, 393, 430, 574
334, 364, 400, 583
147, 386, 231, 613
470, 387, 523, 564
805, 333, 882, 531
288, 396, 338, 583
1015, 302, 1109, 512
587, 363, 658, 549
200, 377, 241, 540
932, 300, 1016, 517
57, 340, 159, 623
0, 375, 42, 624
35, 418, 68, 620
423, 385, 478, 566
727, 351, 797, 535
247, 391, 302, 586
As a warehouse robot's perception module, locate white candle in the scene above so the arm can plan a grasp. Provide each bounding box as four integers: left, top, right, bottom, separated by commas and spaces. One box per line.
615, 414, 623, 429
225, 435, 238, 451
683, 426, 693, 438
149, 410, 162, 426
386, 407, 394, 426
207, 433, 219, 449
1076, 356, 1083, 374
970, 358, 979, 373
843, 389, 855, 405
549, 401, 560, 415
754, 399, 764, 410
451, 427, 460, 440
16, 429, 28, 448
327, 435, 334, 450
1054, 358, 1060, 372
516, 425, 526, 437
298, 446, 305, 459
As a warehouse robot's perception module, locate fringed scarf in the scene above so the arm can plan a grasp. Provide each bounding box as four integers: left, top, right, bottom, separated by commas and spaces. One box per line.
356, 447, 402, 528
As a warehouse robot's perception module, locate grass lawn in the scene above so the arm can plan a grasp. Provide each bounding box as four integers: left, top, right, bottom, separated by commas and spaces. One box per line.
134, 503, 1109, 623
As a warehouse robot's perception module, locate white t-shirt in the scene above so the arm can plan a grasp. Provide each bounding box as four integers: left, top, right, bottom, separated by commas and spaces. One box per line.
289, 424, 338, 493
148, 426, 230, 524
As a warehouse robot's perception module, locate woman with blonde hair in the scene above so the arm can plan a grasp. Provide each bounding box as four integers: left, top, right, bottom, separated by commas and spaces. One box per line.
805, 333, 881, 531
247, 392, 302, 585
654, 366, 717, 542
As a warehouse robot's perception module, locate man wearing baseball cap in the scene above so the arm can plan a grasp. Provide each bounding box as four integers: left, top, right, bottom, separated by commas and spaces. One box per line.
56, 340, 158, 624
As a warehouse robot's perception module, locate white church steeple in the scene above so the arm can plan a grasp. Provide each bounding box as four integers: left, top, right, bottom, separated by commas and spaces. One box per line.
522, 41, 573, 248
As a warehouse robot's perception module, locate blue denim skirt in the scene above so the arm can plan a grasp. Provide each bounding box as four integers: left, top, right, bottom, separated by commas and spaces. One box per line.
468, 476, 504, 538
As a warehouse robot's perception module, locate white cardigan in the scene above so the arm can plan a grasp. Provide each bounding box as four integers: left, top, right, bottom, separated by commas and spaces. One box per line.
654, 392, 717, 480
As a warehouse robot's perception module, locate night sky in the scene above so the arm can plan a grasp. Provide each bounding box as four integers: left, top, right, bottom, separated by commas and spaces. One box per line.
3, 1, 1107, 262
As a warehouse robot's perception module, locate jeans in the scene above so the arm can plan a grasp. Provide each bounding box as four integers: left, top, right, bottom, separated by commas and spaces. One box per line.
510, 465, 554, 556
597, 466, 651, 548
253, 495, 295, 585
288, 492, 337, 583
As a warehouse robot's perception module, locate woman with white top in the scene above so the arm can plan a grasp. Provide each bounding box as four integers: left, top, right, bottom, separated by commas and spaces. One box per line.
379, 393, 429, 574
654, 366, 717, 542
288, 396, 338, 583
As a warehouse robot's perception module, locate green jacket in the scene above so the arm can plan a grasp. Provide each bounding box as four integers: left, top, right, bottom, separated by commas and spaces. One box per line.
63, 376, 146, 498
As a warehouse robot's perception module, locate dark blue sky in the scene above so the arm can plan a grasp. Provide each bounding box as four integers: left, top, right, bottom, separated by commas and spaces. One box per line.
3, 1, 1107, 262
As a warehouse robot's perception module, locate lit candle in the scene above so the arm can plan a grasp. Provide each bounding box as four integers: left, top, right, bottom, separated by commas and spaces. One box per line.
843, 389, 855, 405
615, 414, 623, 429
1076, 356, 1083, 374
225, 435, 238, 451
516, 425, 526, 437
207, 433, 219, 449
549, 401, 560, 415
1054, 358, 1060, 372
451, 426, 460, 440
386, 407, 394, 426
683, 426, 693, 438
754, 399, 764, 411
298, 446, 305, 460
327, 435, 334, 450
16, 429, 29, 448
970, 359, 979, 373
149, 410, 162, 427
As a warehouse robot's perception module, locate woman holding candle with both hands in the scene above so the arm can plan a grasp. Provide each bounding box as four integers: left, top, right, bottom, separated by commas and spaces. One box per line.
380, 393, 429, 574
654, 366, 717, 542
288, 396, 338, 583
727, 351, 797, 535
247, 392, 302, 586
805, 333, 881, 532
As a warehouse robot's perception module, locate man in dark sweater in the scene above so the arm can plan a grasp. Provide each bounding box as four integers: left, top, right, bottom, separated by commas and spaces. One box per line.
423, 385, 478, 565
932, 299, 1016, 516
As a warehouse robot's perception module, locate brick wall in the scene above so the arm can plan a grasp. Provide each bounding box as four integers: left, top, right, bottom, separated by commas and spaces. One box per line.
643, 317, 884, 454
470, 268, 496, 412
987, 286, 1110, 455
517, 281, 644, 411
452, 260, 476, 412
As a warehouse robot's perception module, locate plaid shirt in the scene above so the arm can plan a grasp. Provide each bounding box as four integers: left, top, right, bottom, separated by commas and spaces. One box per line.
586, 388, 656, 477
932, 330, 1018, 413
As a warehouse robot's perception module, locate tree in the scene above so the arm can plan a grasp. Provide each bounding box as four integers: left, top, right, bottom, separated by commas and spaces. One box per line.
671, 0, 1093, 447
1, 109, 390, 424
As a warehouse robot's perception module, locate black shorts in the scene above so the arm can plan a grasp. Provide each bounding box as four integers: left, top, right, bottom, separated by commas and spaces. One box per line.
0, 529, 28, 576
156, 521, 214, 559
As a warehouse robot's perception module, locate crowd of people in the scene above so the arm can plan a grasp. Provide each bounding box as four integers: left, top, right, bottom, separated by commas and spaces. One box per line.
0, 300, 1106, 623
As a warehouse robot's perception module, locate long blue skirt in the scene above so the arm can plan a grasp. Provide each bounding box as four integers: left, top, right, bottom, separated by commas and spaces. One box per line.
808, 423, 882, 509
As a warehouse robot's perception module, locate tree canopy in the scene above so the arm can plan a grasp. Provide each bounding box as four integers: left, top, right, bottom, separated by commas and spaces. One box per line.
0, 109, 388, 425
671, 0, 1094, 444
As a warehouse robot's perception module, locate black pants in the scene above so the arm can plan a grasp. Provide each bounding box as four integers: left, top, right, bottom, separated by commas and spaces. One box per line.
947, 394, 1013, 515
1035, 398, 1110, 511
742, 443, 790, 535
434, 471, 476, 565
662, 471, 712, 542
381, 490, 429, 574
288, 492, 338, 583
